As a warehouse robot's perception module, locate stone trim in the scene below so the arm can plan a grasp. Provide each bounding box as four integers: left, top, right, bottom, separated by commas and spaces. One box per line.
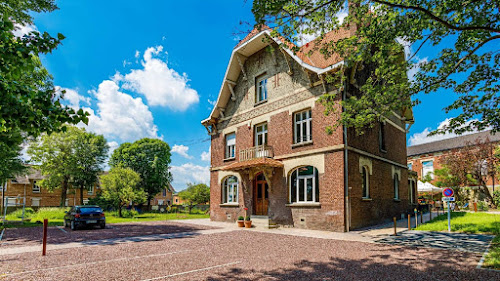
392, 166, 401, 180
359, 156, 373, 175
285, 202, 321, 207
348, 146, 407, 169
219, 203, 239, 207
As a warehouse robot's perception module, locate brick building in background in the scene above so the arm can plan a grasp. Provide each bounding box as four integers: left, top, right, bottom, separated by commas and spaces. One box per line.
201, 27, 414, 231
1, 168, 99, 208
407, 130, 500, 193
152, 183, 175, 207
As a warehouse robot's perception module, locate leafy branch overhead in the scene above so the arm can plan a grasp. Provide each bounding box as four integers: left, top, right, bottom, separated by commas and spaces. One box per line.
252, 0, 500, 135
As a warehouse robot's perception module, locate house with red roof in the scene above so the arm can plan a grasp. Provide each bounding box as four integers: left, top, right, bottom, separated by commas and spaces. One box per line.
201, 26, 414, 231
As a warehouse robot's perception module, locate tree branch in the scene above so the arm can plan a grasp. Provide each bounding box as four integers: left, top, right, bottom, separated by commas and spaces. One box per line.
373, 0, 500, 33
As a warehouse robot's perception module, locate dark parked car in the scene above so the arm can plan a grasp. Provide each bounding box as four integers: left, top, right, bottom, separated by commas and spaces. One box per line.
64, 205, 106, 230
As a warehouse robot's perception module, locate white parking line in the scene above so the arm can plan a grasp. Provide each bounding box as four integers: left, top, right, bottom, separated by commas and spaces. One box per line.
0, 250, 192, 277
477, 239, 493, 269
56, 226, 68, 234
140, 261, 242, 281
0, 228, 5, 242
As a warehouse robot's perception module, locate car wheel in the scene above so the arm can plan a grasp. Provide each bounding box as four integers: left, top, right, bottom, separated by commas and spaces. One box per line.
70, 220, 76, 231
64, 220, 68, 227
100, 222, 105, 229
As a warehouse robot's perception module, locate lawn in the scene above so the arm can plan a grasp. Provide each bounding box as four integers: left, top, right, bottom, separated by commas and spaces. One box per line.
1, 207, 209, 229
415, 212, 500, 270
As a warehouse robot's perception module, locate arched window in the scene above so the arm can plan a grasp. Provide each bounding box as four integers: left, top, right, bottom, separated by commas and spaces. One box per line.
222, 176, 238, 203
289, 166, 319, 203
362, 166, 370, 198
393, 175, 399, 200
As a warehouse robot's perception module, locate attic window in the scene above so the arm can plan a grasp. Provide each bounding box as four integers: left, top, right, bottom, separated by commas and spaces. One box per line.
255, 75, 268, 104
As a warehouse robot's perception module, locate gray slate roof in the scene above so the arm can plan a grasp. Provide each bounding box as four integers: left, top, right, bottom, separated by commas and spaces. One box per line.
407, 130, 500, 157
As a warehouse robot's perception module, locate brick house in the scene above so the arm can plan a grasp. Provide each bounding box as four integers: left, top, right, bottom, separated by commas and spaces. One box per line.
1, 168, 99, 208
201, 27, 414, 231
407, 130, 500, 193
152, 183, 175, 206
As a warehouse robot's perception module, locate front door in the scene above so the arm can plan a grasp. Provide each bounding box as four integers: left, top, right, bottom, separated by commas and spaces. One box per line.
254, 173, 269, 215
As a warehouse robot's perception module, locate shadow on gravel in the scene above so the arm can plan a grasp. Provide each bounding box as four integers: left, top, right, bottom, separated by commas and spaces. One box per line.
206, 246, 500, 281
1, 221, 217, 248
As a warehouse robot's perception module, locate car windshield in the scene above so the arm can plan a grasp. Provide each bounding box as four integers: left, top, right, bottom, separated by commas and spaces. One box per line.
79, 207, 102, 213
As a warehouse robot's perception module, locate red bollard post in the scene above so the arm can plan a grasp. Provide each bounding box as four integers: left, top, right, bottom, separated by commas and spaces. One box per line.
408, 214, 411, 230
393, 217, 397, 236
42, 218, 48, 256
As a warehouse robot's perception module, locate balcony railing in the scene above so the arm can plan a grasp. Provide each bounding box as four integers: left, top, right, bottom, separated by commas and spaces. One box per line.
239, 145, 274, 161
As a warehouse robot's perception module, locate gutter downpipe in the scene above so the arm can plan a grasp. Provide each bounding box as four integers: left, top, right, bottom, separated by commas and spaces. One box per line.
343, 78, 350, 232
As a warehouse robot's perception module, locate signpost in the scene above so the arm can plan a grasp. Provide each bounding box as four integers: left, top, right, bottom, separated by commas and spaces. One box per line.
443, 188, 454, 232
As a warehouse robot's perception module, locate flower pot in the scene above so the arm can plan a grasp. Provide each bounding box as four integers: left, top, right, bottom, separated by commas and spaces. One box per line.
244, 220, 252, 228
237, 220, 245, 227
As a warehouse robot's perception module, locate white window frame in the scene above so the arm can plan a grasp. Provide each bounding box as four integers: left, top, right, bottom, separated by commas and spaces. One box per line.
88, 185, 94, 195
256, 76, 268, 103
422, 160, 434, 179
294, 109, 312, 144
222, 176, 239, 204
32, 180, 41, 193
289, 166, 319, 203
362, 166, 370, 199
408, 163, 413, 170
394, 175, 399, 200
31, 198, 41, 207
254, 123, 268, 147
225, 133, 236, 159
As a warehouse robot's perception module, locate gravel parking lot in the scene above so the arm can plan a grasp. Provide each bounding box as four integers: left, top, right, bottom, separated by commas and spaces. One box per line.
0, 224, 499, 281
0, 221, 217, 248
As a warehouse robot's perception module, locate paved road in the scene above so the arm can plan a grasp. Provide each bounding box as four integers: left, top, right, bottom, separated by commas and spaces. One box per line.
0, 227, 498, 280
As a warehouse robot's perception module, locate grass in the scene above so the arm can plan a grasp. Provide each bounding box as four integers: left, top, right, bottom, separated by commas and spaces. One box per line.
1, 207, 209, 229
415, 212, 500, 270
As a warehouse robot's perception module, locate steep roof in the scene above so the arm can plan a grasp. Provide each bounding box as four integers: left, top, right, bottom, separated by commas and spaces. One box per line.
407, 130, 500, 157
202, 27, 350, 126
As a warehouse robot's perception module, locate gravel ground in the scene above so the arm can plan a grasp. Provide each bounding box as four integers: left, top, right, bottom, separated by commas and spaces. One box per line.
0, 221, 217, 248
0, 229, 498, 281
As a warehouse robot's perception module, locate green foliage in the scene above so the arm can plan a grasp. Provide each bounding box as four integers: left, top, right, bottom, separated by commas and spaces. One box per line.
494, 191, 500, 208
252, 0, 500, 135
88, 193, 115, 210
100, 167, 146, 217
238, 216, 244, 220
110, 138, 172, 207
0, 1, 88, 141
179, 183, 210, 213
415, 212, 500, 234
245, 216, 251, 221
0, 130, 26, 185
484, 235, 500, 270
477, 201, 489, 212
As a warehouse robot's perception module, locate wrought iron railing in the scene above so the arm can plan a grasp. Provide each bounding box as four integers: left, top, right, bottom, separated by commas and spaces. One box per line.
239, 145, 274, 161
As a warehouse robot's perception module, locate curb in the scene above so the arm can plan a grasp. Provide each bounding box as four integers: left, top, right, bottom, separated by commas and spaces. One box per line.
0, 228, 4, 242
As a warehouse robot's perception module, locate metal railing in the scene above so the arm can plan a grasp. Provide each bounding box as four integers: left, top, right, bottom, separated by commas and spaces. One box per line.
239, 145, 274, 161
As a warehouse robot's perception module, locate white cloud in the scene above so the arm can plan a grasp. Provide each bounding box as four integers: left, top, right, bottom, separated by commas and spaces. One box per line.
86, 80, 160, 143
121, 46, 199, 111
208, 99, 216, 107
12, 23, 37, 37
172, 144, 193, 159
134, 50, 140, 58
56, 86, 91, 108
396, 37, 428, 81
201, 147, 211, 161
170, 163, 210, 190
408, 118, 482, 146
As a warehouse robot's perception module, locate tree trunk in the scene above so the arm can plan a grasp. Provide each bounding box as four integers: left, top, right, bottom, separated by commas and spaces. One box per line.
147, 196, 152, 212
80, 183, 84, 205
60, 179, 68, 207
118, 204, 123, 217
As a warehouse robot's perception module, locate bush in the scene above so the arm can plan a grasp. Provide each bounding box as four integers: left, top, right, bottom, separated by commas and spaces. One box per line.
493, 190, 500, 207
88, 193, 114, 210
5, 207, 35, 219
477, 201, 489, 211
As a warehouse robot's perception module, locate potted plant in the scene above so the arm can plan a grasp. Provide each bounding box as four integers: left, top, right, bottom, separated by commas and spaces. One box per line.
237, 216, 245, 227
244, 216, 252, 228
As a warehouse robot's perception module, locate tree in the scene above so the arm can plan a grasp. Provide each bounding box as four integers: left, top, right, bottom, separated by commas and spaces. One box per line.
178, 183, 210, 214
28, 126, 108, 206
100, 167, 146, 217
72, 130, 109, 205
110, 138, 172, 210
435, 138, 499, 207
0, 0, 88, 142
252, 0, 500, 135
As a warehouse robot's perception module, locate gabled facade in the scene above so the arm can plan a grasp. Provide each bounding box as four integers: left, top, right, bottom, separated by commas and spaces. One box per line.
152, 183, 175, 206
202, 27, 413, 231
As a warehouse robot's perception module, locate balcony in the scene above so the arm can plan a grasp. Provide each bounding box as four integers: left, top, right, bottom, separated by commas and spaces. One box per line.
239, 145, 274, 162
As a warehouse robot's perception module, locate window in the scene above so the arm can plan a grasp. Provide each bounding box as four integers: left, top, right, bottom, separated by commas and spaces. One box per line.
88, 185, 94, 195
162, 188, 167, 196
255, 123, 268, 146
31, 198, 40, 207
408, 163, 413, 170
294, 109, 312, 144
289, 166, 319, 203
222, 176, 239, 203
393, 175, 399, 200
422, 160, 434, 179
225, 133, 236, 159
32, 180, 40, 193
256, 76, 268, 103
379, 122, 386, 152
362, 166, 370, 198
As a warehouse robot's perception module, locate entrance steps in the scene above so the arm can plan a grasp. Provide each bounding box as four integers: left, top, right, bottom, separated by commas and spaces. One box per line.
250, 216, 279, 229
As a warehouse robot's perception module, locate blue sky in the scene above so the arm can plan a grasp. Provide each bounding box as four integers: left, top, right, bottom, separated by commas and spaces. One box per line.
24, 1, 477, 191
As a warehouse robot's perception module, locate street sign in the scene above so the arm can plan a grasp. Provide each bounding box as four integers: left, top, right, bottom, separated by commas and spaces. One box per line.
442, 197, 455, 202
443, 188, 454, 197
